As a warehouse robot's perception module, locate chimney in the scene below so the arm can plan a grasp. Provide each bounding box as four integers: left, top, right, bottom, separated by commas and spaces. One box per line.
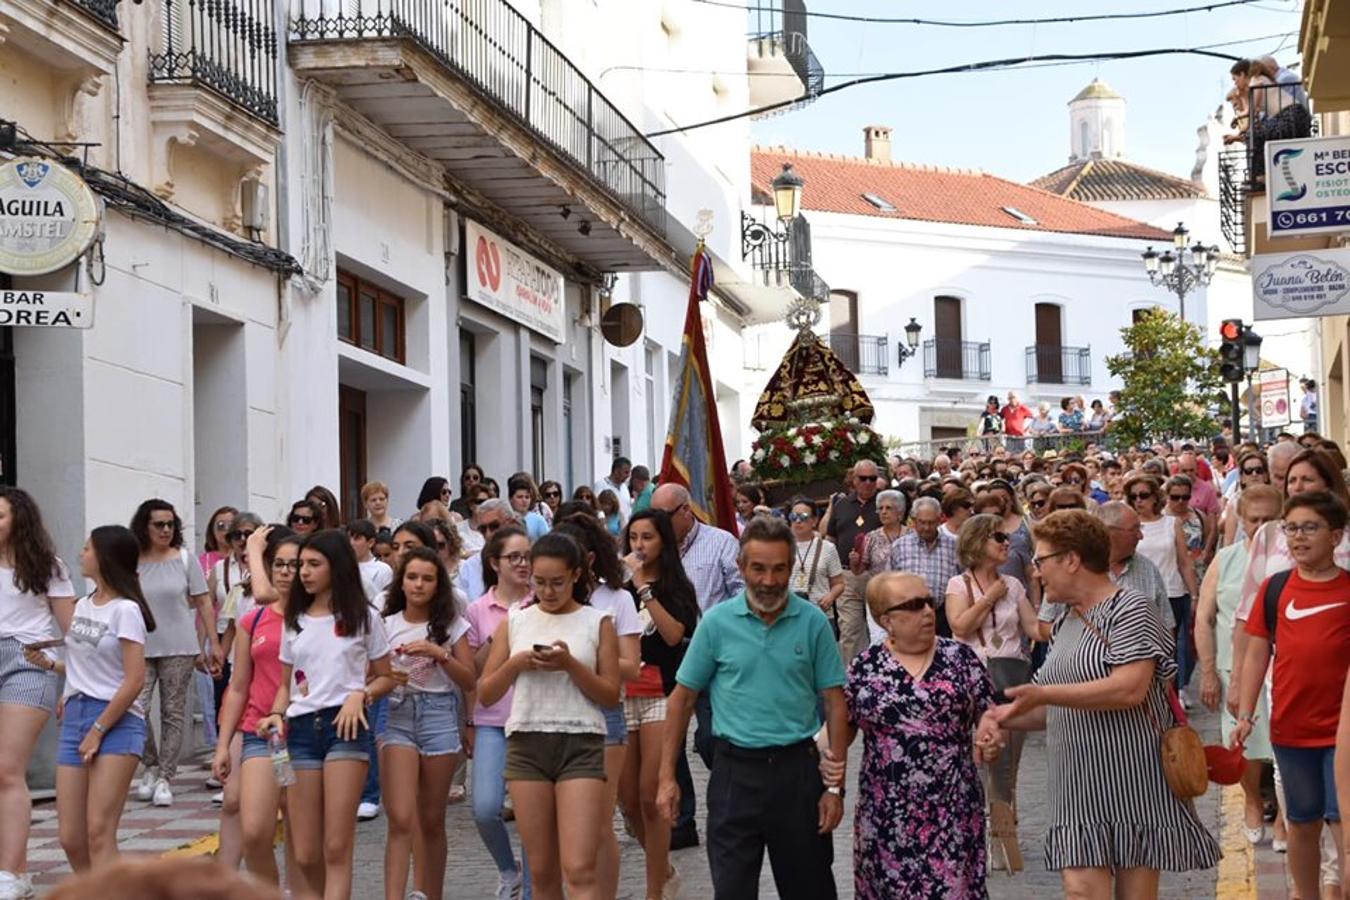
864, 125, 892, 163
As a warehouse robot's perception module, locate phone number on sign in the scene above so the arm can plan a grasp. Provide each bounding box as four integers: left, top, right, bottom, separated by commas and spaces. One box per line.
1273, 207, 1350, 230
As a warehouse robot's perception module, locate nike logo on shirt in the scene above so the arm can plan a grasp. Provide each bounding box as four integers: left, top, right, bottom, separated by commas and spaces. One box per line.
1285, 598, 1350, 621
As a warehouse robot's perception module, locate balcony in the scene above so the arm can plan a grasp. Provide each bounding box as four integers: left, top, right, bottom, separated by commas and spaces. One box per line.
64, 0, 118, 30
288, 0, 670, 272
1026, 344, 1092, 385
1218, 80, 1325, 257
149, 0, 280, 125
747, 0, 824, 111
741, 210, 829, 300
923, 338, 991, 381
827, 333, 888, 376
1, 0, 123, 91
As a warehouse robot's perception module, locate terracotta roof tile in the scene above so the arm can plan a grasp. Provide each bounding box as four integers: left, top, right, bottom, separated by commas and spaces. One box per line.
1031, 158, 1206, 202
751, 147, 1170, 241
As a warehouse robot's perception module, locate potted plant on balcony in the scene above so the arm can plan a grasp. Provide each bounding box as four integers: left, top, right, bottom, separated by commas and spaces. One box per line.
749, 299, 888, 506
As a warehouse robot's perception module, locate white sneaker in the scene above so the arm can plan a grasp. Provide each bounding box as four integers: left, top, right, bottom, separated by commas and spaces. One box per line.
495, 863, 523, 900
135, 770, 156, 802
151, 778, 174, 807
0, 871, 36, 900
406, 892, 428, 900
356, 801, 380, 821
211, 791, 224, 805
204, 775, 223, 789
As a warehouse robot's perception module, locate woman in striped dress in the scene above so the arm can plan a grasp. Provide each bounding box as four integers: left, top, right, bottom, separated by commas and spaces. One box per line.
993, 510, 1220, 897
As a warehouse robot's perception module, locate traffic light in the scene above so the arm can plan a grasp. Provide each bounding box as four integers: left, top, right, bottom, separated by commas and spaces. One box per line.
1219, 319, 1245, 383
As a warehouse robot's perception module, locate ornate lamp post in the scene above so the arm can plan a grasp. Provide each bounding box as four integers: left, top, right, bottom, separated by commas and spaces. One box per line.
898, 317, 922, 366
1141, 222, 1218, 323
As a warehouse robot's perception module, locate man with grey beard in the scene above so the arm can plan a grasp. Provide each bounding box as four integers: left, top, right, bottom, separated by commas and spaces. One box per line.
656, 516, 848, 899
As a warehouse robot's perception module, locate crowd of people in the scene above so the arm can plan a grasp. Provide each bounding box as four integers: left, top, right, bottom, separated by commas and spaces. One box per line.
1, 428, 1348, 899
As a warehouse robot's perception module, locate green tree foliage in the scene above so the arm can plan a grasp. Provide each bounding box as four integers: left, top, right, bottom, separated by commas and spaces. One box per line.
1105, 308, 1224, 447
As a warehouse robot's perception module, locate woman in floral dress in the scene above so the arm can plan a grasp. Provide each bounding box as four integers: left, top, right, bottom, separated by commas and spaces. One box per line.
842, 571, 997, 899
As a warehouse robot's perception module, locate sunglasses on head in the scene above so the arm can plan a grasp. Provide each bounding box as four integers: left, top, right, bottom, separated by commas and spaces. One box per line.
288, 514, 315, 525
882, 595, 937, 615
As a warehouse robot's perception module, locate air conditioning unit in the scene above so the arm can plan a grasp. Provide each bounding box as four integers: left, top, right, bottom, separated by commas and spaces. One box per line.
242, 181, 269, 234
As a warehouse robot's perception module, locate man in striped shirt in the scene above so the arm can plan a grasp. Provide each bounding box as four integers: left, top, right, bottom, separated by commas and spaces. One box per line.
651, 483, 745, 849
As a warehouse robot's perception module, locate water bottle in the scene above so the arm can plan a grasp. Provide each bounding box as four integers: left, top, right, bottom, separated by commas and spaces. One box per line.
268, 726, 296, 787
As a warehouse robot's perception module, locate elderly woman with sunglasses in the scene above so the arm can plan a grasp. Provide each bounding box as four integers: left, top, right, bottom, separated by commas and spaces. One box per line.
945, 514, 1041, 869
832, 572, 1001, 899
991, 511, 1220, 898
1219, 451, 1272, 548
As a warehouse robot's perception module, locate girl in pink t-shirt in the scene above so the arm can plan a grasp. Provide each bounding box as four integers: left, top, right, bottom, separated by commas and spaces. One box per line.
212, 528, 303, 889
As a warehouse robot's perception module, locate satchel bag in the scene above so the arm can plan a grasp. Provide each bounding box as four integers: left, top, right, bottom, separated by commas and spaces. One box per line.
1073, 603, 1208, 800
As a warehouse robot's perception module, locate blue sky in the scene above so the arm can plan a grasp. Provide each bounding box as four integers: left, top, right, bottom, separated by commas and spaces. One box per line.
747, 0, 1305, 183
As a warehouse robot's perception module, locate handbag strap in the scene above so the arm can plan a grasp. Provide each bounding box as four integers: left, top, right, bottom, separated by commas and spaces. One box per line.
962, 574, 986, 648
1070, 601, 1182, 733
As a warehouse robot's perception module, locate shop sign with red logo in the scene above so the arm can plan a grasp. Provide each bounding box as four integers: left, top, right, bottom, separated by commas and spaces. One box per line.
465, 219, 565, 342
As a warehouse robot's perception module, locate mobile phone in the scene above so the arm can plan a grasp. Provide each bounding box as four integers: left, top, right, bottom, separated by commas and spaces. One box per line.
533, 643, 552, 653
24, 638, 65, 651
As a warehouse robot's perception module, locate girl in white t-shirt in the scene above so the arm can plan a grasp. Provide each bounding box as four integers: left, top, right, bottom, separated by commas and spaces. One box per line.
28, 525, 155, 873
255, 530, 396, 900
1, 488, 76, 896
378, 545, 476, 900
479, 532, 621, 900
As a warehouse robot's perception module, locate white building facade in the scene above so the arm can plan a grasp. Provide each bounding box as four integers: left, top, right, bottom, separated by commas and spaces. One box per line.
741, 138, 1172, 448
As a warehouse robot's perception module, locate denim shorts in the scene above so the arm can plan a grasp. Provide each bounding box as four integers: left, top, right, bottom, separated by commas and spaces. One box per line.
286, 706, 373, 770
0, 636, 58, 712
380, 690, 462, 757
602, 703, 627, 746
1273, 744, 1340, 823
241, 732, 270, 762
57, 694, 147, 767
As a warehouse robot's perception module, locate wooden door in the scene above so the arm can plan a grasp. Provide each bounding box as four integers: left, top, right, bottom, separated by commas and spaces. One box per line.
1035, 302, 1063, 383
338, 386, 367, 522
934, 296, 963, 378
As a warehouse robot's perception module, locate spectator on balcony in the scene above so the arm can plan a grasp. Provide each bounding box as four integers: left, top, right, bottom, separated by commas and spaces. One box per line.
1257, 55, 1309, 106
979, 396, 1005, 442
1028, 403, 1058, 442
1087, 399, 1110, 433
1057, 397, 1084, 434
1001, 391, 1033, 441
1224, 59, 1255, 146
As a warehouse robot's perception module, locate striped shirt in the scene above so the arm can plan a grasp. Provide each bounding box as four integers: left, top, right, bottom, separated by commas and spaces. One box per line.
889, 529, 960, 600
679, 522, 745, 613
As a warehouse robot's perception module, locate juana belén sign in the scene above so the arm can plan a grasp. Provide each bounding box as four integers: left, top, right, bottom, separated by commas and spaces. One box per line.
1252, 248, 1350, 320
0, 157, 101, 276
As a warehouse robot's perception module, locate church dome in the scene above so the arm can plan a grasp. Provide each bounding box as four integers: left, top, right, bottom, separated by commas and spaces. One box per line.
1071, 78, 1122, 103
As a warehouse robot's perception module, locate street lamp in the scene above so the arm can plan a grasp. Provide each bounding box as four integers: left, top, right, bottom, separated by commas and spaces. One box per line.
1243, 326, 1264, 442
771, 163, 805, 223
1141, 221, 1219, 322
898, 317, 922, 366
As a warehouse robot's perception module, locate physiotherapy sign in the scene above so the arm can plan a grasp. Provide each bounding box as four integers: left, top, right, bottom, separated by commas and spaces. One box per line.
465, 219, 565, 343
0, 157, 102, 275
1265, 136, 1350, 237
1251, 248, 1350, 320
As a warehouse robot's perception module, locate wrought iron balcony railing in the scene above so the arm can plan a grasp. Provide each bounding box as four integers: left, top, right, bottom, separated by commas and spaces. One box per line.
1026, 344, 1091, 385
923, 338, 991, 381
741, 211, 828, 300
149, 0, 279, 124
289, 0, 666, 235
1218, 80, 1319, 255
749, 0, 825, 103
63, 0, 119, 30
827, 333, 888, 376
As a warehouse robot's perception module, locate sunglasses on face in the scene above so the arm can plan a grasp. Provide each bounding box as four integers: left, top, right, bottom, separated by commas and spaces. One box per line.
1242, 467, 1267, 476
788, 511, 813, 523
289, 514, 315, 525
150, 520, 176, 531
991, 531, 1010, 544
855, 475, 878, 483
1065, 476, 1084, 486
214, 520, 231, 531
227, 530, 256, 543
436, 540, 449, 551
1030, 498, 1047, 509
440, 489, 451, 498
478, 521, 503, 535
544, 491, 561, 499
1128, 492, 1153, 503
1169, 493, 1191, 502
882, 596, 936, 615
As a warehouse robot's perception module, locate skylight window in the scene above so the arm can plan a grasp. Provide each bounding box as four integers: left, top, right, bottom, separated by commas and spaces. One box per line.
862, 192, 897, 212
1002, 206, 1038, 225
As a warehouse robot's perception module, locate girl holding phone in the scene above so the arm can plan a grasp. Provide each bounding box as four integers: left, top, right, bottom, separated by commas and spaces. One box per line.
478, 533, 621, 900
0, 488, 75, 898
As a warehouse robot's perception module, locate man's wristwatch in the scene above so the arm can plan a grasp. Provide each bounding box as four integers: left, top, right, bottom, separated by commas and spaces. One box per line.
825, 785, 844, 798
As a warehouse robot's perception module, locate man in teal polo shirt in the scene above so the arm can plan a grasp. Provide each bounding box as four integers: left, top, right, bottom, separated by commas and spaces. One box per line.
657, 515, 848, 900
